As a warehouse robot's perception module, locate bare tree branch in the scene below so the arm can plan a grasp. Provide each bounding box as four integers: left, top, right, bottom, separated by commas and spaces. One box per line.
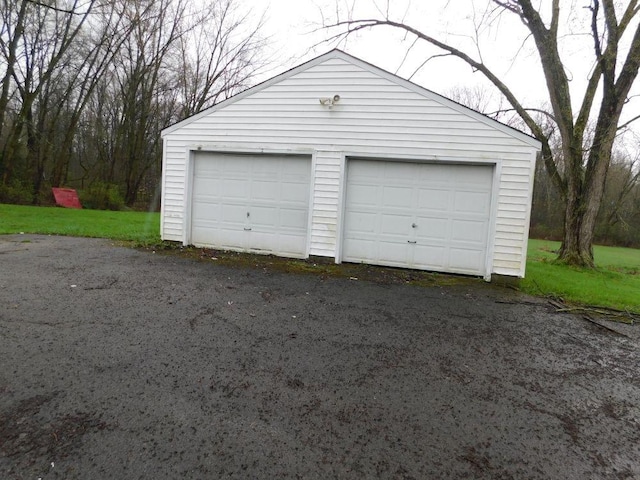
617, 113, 640, 131
407, 53, 454, 80
25, 0, 86, 15
487, 107, 557, 123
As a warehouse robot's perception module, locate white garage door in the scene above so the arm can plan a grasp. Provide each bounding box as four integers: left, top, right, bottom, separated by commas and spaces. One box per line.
191, 152, 311, 257
343, 160, 494, 275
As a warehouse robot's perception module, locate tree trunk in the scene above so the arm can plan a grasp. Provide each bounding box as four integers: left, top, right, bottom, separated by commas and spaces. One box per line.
0, 1, 28, 183
558, 108, 617, 267
559, 200, 596, 267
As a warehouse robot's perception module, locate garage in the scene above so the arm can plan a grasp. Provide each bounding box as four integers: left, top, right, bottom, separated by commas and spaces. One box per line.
161, 49, 541, 279
190, 152, 311, 257
343, 159, 494, 276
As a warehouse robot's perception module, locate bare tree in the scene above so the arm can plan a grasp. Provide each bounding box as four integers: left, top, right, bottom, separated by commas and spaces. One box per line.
325, 0, 640, 267
106, 0, 188, 206
0, 0, 97, 186
175, 0, 268, 118
90, 0, 268, 207
597, 151, 640, 245
444, 84, 525, 129
0, 0, 28, 157
0, 0, 268, 208
0, 0, 265, 205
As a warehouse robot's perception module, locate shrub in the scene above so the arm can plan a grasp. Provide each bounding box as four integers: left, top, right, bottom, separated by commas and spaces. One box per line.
79, 183, 125, 210
529, 223, 562, 241
0, 179, 34, 205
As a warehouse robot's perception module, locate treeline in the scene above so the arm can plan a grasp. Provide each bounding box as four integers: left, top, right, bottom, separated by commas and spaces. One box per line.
0, 0, 265, 210
531, 154, 640, 248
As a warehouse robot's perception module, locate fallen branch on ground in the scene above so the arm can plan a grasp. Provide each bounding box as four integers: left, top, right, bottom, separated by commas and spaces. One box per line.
548, 300, 637, 326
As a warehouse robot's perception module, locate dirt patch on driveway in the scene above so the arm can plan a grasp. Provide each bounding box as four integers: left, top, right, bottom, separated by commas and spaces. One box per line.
1, 235, 639, 479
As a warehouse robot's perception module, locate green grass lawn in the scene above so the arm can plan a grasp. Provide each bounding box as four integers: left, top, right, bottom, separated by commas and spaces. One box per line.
523, 239, 640, 314
0, 203, 160, 244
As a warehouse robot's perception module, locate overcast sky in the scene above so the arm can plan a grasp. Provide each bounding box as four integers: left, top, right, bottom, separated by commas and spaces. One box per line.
241, 0, 640, 139
248, 1, 547, 104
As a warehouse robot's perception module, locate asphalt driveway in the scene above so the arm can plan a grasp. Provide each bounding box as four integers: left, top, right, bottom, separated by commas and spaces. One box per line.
1, 235, 639, 479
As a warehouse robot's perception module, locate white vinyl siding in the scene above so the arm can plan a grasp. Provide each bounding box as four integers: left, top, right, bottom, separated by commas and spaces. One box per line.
310, 150, 341, 256
161, 51, 540, 278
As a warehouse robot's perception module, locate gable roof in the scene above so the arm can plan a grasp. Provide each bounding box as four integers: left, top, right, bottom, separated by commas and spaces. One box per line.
162, 49, 541, 149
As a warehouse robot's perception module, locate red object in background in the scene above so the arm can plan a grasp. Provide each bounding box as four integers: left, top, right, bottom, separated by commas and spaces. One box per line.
52, 188, 82, 209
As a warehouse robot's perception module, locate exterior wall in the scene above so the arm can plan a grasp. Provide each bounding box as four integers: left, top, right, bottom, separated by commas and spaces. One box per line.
161, 54, 539, 277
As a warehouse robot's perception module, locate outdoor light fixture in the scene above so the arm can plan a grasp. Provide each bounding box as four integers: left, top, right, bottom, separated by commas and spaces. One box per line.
319, 94, 341, 108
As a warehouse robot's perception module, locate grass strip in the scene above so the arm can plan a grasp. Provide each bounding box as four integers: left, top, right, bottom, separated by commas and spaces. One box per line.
523, 239, 640, 314
0, 203, 160, 244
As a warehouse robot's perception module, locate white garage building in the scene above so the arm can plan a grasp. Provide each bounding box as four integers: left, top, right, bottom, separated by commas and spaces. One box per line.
160, 50, 541, 280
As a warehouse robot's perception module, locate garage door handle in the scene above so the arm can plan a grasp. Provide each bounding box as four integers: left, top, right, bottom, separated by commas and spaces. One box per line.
407, 240, 417, 244
244, 227, 252, 231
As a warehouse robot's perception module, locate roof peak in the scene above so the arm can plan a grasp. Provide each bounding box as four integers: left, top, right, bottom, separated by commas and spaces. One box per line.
162, 48, 540, 149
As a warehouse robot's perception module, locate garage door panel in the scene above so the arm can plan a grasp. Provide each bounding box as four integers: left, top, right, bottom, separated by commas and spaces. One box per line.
451, 219, 487, 244
250, 205, 279, 226
275, 235, 307, 256
281, 158, 309, 174
251, 161, 277, 174
381, 213, 412, 235
413, 245, 446, 268
417, 189, 450, 211
220, 204, 248, 223
348, 160, 376, 176
196, 160, 221, 176
221, 179, 250, 198
250, 169, 277, 180
249, 231, 276, 251
222, 156, 251, 172
193, 173, 221, 187
248, 206, 307, 230
280, 208, 309, 229
417, 166, 450, 183
415, 217, 449, 240
192, 204, 222, 223
192, 185, 215, 200
378, 241, 409, 264
344, 238, 376, 258
454, 191, 491, 213
344, 159, 493, 276
348, 184, 378, 205
217, 229, 246, 249
191, 218, 218, 232
280, 182, 309, 202
346, 211, 377, 233
384, 162, 415, 181
382, 186, 412, 207
282, 173, 309, 184
194, 226, 221, 245
449, 248, 484, 272
455, 166, 493, 184
251, 181, 280, 201
192, 191, 220, 204
191, 153, 310, 257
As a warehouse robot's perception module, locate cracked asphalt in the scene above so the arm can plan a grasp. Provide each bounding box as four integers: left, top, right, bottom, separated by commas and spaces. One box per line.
1, 234, 639, 479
